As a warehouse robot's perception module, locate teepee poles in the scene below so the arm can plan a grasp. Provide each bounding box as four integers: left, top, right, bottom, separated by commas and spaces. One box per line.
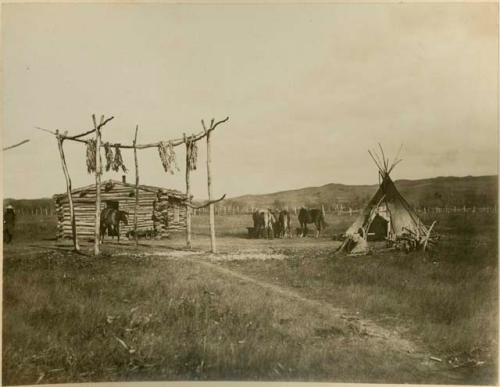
368, 150, 383, 172
378, 143, 388, 171
387, 144, 404, 174
369, 144, 406, 176
388, 159, 403, 175
346, 144, 438, 254
392, 143, 404, 166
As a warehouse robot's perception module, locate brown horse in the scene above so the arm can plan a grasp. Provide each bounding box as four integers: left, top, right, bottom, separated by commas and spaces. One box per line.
252, 209, 276, 239
298, 207, 326, 238
100, 208, 128, 243
276, 210, 292, 238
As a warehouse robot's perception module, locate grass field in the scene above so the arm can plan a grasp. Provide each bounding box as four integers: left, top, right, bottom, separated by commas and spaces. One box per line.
2, 211, 498, 385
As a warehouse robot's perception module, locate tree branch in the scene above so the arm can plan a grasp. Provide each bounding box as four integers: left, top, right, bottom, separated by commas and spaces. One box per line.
3, 139, 30, 151
35, 126, 57, 135
95, 116, 229, 149
67, 116, 115, 139
35, 116, 229, 150
207, 116, 229, 133
35, 116, 114, 141
185, 194, 226, 209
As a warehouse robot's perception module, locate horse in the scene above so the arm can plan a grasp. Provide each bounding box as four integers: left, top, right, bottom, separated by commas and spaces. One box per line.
276, 210, 292, 238
100, 208, 129, 243
298, 207, 326, 238
252, 209, 276, 239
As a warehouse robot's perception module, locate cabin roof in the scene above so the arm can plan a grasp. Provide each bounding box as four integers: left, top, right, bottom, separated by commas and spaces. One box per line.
53, 179, 186, 200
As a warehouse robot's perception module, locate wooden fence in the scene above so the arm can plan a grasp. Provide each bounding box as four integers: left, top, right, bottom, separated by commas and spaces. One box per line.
191, 205, 497, 216
10, 205, 498, 217
416, 206, 497, 214
11, 207, 56, 216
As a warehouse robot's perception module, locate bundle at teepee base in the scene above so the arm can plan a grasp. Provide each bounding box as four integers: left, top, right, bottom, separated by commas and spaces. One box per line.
86, 139, 97, 174
104, 142, 114, 172
186, 137, 198, 171
112, 144, 127, 173
158, 141, 179, 174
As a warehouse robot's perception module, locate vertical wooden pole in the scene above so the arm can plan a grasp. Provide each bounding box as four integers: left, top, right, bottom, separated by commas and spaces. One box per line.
206, 129, 216, 253
184, 133, 192, 249
56, 133, 80, 252
94, 115, 102, 256
133, 125, 139, 248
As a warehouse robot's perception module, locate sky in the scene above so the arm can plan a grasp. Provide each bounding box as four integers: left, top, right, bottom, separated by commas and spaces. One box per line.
2, 2, 498, 200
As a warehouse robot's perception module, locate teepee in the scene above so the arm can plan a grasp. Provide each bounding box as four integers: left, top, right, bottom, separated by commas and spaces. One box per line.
339, 145, 436, 253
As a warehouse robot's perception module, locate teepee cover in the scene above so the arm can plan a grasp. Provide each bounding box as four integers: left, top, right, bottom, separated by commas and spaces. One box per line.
344, 174, 427, 241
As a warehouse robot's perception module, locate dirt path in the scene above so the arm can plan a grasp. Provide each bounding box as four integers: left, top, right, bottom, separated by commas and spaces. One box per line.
194, 257, 414, 347
177, 253, 462, 383
5, 243, 466, 383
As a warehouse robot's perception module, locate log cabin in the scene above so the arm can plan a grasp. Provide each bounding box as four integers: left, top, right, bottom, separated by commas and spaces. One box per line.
53, 177, 188, 241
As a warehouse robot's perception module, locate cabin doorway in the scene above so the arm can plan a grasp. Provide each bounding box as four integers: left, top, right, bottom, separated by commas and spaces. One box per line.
105, 200, 119, 210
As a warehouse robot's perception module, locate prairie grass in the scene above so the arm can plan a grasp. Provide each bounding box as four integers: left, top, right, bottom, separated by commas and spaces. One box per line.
2, 211, 498, 385
221, 213, 498, 384
3, 248, 447, 385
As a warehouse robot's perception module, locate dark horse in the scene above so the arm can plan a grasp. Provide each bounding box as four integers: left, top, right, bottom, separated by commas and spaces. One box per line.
298, 207, 326, 238
100, 208, 129, 243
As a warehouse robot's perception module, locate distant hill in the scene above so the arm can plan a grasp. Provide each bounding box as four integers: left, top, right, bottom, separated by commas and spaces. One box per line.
3, 175, 498, 212
222, 175, 498, 210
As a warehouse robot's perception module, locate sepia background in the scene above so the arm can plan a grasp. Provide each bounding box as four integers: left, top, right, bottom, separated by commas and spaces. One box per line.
1, 3, 499, 386
2, 2, 498, 200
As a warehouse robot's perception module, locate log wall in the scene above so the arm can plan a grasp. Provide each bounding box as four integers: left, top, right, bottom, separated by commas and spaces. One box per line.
54, 185, 187, 240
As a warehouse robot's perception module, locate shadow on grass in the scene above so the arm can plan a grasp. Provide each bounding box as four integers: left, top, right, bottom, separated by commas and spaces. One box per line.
26, 244, 91, 257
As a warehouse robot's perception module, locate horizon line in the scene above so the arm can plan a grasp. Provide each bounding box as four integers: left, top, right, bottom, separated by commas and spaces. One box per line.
3, 173, 497, 202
